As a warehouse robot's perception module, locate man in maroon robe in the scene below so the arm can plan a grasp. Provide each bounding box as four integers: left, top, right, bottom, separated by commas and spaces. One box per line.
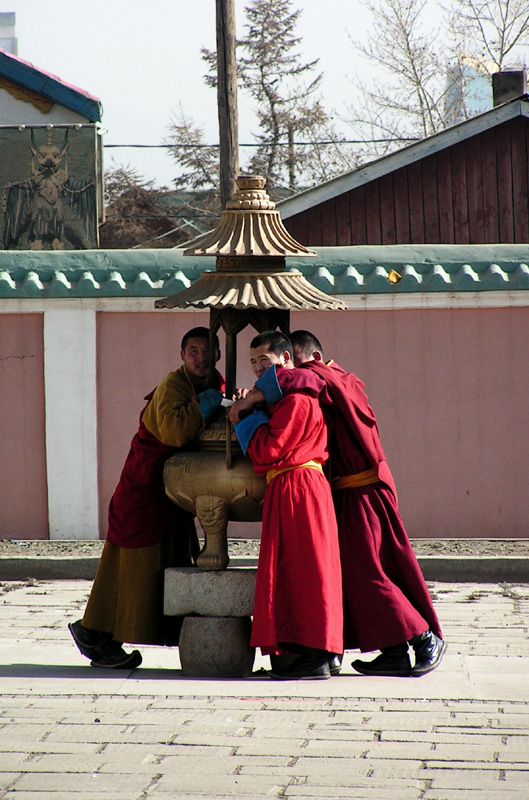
69, 327, 225, 669
231, 330, 445, 677
235, 331, 343, 680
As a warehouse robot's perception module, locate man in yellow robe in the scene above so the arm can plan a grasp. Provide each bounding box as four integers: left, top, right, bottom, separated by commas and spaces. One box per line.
69, 327, 224, 668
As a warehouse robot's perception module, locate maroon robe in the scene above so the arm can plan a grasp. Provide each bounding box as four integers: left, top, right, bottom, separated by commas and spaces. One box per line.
106, 366, 224, 551
275, 362, 441, 653
246, 392, 343, 656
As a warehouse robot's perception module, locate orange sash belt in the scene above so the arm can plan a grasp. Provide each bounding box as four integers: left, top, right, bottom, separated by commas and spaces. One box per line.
266, 460, 323, 485
332, 467, 379, 490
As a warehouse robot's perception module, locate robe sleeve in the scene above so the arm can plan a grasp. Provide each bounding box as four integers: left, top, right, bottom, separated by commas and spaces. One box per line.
141, 371, 205, 447
234, 409, 269, 455
273, 365, 326, 399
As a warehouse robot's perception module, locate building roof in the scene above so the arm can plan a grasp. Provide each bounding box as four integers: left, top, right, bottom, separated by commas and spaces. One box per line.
0, 244, 529, 299
0, 47, 102, 122
277, 96, 529, 221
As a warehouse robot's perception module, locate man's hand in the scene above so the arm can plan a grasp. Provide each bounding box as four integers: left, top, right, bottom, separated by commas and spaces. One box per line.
229, 395, 254, 423
228, 387, 265, 423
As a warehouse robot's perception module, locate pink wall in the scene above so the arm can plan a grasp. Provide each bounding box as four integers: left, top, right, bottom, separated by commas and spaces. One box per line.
0, 314, 48, 539
291, 306, 529, 538
96, 305, 529, 540
96, 311, 214, 537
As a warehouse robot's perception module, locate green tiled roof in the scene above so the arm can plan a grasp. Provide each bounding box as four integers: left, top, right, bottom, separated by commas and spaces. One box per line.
1, 245, 528, 299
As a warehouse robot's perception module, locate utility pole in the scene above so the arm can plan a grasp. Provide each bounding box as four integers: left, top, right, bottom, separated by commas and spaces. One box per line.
216, 0, 239, 209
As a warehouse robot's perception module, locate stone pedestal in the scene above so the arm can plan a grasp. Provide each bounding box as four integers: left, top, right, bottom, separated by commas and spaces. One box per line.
179, 617, 254, 678
164, 567, 257, 678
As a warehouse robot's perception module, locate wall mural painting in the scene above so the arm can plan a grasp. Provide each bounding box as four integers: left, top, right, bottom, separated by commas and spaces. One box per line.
1, 126, 98, 250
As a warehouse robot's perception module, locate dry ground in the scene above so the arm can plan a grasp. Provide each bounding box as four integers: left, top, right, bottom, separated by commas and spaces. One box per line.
1, 537, 528, 558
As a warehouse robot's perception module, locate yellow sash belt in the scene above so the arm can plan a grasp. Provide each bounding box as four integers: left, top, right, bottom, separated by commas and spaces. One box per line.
332, 467, 379, 490
266, 460, 323, 485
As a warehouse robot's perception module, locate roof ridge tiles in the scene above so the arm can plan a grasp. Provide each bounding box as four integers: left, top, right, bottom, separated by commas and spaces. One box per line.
1, 247, 529, 298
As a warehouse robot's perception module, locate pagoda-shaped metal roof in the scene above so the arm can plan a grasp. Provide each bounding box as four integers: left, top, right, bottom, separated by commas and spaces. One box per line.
156, 175, 346, 311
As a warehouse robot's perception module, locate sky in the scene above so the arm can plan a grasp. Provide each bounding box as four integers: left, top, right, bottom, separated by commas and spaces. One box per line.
6, 0, 374, 188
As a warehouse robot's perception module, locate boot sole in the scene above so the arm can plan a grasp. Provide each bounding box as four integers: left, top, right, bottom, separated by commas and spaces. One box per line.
352, 664, 412, 677
90, 650, 143, 670
269, 671, 331, 681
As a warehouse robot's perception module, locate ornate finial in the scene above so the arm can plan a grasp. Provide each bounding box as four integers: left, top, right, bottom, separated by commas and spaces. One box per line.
184, 175, 315, 259
225, 176, 276, 211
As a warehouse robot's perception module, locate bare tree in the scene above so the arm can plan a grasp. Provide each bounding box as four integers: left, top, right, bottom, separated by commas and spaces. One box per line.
449, 0, 529, 69
346, 0, 448, 146
346, 0, 529, 161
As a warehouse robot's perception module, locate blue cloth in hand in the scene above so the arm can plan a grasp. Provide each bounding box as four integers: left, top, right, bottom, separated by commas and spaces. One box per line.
198, 389, 223, 422
255, 364, 283, 405
235, 409, 269, 455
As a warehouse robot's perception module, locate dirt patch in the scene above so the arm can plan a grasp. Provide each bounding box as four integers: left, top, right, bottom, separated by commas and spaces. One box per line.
1, 537, 528, 558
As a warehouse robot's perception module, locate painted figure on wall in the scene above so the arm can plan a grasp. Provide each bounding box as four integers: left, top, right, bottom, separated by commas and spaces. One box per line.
2, 129, 96, 250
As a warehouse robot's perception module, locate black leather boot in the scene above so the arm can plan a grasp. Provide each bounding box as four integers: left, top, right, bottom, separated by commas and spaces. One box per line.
269, 646, 331, 680
329, 653, 343, 675
352, 642, 412, 677
410, 630, 446, 676
68, 620, 142, 669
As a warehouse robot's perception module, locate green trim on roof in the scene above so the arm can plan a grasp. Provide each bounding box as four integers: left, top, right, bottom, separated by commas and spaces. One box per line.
0, 245, 528, 299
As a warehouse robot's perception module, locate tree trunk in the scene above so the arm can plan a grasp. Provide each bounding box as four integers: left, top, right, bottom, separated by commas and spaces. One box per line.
216, 0, 239, 209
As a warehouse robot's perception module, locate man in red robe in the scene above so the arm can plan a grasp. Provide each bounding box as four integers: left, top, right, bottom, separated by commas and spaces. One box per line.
69, 327, 225, 669
234, 331, 343, 680
231, 330, 445, 678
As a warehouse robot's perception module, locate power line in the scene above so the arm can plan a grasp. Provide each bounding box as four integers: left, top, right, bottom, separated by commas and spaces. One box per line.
104, 214, 216, 220
104, 137, 420, 149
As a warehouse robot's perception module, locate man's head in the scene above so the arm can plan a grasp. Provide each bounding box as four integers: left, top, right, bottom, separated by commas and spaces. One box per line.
249, 330, 293, 378
180, 327, 220, 387
290, 330, 324, 367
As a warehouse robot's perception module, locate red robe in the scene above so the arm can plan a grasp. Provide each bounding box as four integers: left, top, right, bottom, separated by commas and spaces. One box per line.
246, 392, 343, 656
275, 362, 441, 652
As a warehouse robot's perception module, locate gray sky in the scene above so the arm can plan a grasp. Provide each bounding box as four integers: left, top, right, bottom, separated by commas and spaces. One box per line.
8, 0, 371, 187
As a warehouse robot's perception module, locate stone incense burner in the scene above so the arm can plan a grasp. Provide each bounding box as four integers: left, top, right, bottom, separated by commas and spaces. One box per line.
163, 410, 265, 571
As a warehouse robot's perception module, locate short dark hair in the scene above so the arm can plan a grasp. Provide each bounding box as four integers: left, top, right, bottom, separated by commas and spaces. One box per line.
290, 329, 324, 360
250, 330, 293, 359
181, 327, 220, 352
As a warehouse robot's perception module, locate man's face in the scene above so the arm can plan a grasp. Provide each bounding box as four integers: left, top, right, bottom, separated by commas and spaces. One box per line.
181, 337, 213, 381
250, 344, 290, 378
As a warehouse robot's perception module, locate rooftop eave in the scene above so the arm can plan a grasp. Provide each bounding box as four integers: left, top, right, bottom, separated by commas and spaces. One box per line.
0, 48, 102, 122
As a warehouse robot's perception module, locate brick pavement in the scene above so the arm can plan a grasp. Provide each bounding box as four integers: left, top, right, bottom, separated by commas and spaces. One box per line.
0, 579, 528, 799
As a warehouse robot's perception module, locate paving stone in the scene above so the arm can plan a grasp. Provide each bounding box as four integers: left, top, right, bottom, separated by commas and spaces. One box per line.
285, 789, 419, 799
155, 772, 286, 794
2, 794, 134, 800
8, 771, 149, 793
1, 579, 529, 799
